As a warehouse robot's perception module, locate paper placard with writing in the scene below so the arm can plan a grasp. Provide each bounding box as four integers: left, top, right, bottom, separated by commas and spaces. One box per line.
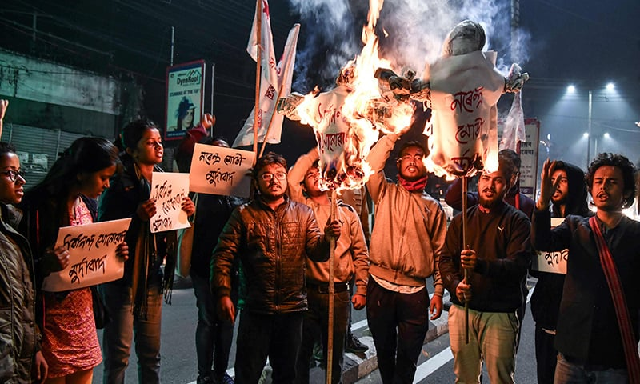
189, 144, 255, 198
42, 218, 131, 292
150, 172, 190, 233
532, 218, 568, 274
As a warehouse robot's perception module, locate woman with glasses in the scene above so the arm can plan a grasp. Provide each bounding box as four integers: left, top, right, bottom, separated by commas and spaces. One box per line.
20, 137, 126, 384
98, 119, 194, 384
0, 142, 49, 383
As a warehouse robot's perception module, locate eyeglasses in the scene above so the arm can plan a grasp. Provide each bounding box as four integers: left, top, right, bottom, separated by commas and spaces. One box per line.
1, 169, 25, 182
145, 141, 163, 148
260, 172, 286, 181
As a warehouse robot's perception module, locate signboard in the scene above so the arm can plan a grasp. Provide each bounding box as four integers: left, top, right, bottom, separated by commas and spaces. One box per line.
165, 60, 206, 140
532, 218, 567, 274
518, 118, 540, 199
190, 143, 255, 198
42, 218, 131, 292
150, 172, 191, 233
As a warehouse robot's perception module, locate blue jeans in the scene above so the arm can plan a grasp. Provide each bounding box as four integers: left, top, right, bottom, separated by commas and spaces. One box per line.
555, 353, 628, 384
234, 310, 304, 384
366, 279, 430, 384
100, 282, 163, 384
192, 274, 235, 380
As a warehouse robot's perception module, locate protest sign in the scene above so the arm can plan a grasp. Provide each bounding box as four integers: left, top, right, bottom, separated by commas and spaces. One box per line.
42, 218, 131, 292
532, 218, 567, 274
190, 143, 255, 198
150, 172, 190, 233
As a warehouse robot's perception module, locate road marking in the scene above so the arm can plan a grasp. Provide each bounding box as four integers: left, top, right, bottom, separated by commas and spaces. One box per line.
410, 285, 536, 382
413, 348, 454, 383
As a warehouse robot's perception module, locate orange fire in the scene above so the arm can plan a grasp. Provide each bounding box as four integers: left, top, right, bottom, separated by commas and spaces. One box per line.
294, 0, 415, 191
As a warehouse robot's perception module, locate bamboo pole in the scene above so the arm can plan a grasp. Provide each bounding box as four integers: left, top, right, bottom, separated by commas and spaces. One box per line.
252, 0, 262, 163
461, 176, 470, 344
326, 188, 337, 384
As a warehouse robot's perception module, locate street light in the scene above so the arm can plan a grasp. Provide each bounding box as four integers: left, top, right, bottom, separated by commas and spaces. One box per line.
572, 83, 616, 168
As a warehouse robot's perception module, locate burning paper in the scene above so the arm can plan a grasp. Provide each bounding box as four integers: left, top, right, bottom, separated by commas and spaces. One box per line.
278, 1, 414, 190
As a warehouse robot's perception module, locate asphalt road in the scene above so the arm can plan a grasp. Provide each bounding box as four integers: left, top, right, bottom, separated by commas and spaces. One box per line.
92, 277, 540, 384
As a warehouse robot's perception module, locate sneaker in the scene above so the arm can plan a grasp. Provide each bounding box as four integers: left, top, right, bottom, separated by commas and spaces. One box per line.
312, 341, 324, 363
217, 373, 235, 384
197, 376, 214, 384
346, 333, 368, 353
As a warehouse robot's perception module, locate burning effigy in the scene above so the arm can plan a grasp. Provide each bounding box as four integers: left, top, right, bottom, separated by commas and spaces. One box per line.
377, 20, 529, 178
278, 5, 415, 191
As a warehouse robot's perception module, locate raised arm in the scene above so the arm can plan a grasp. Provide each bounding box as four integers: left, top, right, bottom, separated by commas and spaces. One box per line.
287, 147, 319, 203
365, 134, 398, 204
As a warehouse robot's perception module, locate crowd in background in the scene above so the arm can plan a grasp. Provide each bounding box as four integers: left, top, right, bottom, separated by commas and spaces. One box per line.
0, 100, 639, 384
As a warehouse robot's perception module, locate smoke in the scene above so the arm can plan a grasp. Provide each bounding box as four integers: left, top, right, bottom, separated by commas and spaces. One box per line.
287, 0, 531, 86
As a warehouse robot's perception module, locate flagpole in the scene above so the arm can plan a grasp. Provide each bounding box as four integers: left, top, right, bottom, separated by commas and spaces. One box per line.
326, 188, 337, 384
259, 24, 299, 158
252, 0, 262, 162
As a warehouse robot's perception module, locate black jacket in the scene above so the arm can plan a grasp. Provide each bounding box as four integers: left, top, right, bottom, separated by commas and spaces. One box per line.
98, 154, 176, 290
532, 210, 640, 369
212, 196, 330, 314
440, 201, 532, 312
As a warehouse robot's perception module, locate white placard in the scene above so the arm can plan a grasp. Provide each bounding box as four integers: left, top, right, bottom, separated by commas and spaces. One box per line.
150, 172, 190, 233
533, 218, 568, 274
189, 144, 255, 198
42, 218, 131, 292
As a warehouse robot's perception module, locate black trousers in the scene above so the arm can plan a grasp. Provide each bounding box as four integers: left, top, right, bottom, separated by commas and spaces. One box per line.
366, 279, 430, 384
234, 311, 304, 384
534, 325, 558, 384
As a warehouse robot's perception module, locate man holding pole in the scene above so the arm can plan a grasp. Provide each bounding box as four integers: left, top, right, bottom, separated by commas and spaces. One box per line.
288, 148, 369, 384
439, 154, 532, 384
211, 152, 341, 384
365, 133, 447, 384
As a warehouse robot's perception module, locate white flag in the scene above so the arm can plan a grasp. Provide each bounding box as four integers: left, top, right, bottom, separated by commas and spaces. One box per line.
500, 91, 527, 151
233, 4, 299, 147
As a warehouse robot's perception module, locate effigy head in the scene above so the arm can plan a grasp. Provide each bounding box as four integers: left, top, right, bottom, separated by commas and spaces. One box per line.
441, 20, 486, 58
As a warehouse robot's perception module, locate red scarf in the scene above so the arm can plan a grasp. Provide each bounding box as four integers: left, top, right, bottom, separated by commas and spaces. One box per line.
398, 175, 427, 192
589, 216, 640, 383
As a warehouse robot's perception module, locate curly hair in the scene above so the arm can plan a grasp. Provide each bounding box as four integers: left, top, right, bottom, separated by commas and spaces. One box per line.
586, 153, 637, 209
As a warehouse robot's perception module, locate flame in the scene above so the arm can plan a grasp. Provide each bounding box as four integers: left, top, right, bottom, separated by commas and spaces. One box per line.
293, 0, 415, 191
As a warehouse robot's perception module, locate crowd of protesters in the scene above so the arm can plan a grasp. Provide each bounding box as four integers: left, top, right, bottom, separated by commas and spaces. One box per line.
0, 98, 638, 384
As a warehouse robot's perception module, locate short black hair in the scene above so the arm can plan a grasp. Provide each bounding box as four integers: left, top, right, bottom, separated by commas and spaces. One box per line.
586, 153, 637, 209
498, 149, 521, 171
252, 152, 287, 180
0, 142, 17, 158
397, 140, 428, 160
122, 118, 158, 150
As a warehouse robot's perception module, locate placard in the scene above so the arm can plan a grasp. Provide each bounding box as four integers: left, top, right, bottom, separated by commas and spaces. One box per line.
532, 218, 567, 274
189, 144, 255, 198
150, 172, 190, 233
42, 218, 131, 292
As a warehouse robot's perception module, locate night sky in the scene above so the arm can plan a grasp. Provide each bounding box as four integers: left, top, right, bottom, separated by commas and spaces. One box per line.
1, 0, 638, 169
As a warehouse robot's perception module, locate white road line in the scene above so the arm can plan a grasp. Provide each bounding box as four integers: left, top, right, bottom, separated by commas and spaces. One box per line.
413, 348, 454, 383
411, 284, 536, 382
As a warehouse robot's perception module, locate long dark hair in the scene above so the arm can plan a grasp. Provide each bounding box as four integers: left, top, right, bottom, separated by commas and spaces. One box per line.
551, 161, 590, 217
22, 138, 119, 250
